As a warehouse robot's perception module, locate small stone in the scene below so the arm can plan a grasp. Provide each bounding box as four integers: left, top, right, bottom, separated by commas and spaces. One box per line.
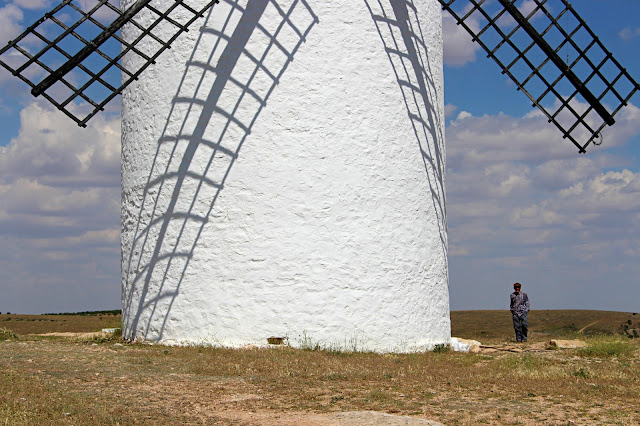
267, 336, 286, 345
450, 337, 482, 353
548, 339, 588, 349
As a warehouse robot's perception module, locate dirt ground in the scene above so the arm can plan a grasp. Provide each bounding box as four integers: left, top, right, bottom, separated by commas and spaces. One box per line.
3, 311, 639, 424
2, 335, 639, 425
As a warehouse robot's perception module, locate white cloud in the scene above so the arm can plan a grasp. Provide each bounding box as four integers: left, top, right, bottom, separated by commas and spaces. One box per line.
619, 27, 640, 41
446, 100, 640, 311
531, 157, 617, 190
510, 201, 564, 228
80, 0, 121, 22
0, 4, 43, 105
441, 0, 544, 67
0, 102, 121, 313
0, 4, 23, 47
455, 110, 471, 120
442, 12, 481, 67
12, 0, 52, 10
444, 103, 458, 119
0, 102, 120, 187
447, 102, 640, 170
517, 0, 539, 18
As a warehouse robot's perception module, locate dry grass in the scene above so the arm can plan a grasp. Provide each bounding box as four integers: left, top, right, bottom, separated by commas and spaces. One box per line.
577, 336, 637, 358
0, 310, 639, 425
0, 313, 120, 335
450, 309, 640, 344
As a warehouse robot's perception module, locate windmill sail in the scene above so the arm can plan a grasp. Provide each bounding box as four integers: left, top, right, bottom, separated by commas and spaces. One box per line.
439, 0, 640, 152
1, 0, 638, 152
0, 0, 219, 127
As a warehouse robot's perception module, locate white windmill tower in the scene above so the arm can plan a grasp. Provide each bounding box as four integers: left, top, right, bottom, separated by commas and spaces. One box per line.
1, 0, 638, 351
117, 0, 450, 350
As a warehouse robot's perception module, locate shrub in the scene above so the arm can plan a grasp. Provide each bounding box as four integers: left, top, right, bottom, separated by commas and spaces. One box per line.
432, 344, 449, 353
0, 327, 18, 340
620, 319, 640, 338
573, 368, 590, 379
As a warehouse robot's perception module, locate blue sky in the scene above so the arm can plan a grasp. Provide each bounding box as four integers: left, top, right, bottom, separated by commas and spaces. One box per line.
0, 0, 639, 314
441, 0, 640, 313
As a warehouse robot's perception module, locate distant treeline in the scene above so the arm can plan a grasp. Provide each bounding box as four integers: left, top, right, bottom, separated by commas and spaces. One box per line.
41, 310, 122, 316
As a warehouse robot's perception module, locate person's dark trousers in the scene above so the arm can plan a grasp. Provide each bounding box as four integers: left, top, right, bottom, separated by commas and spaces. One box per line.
512, 312, 528, 342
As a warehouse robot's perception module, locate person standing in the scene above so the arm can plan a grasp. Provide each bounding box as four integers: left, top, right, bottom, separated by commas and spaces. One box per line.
510, 282, 530, 342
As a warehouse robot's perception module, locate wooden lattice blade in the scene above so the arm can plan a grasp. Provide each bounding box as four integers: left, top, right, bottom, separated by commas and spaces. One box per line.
0, 0, 219, 126
438, 0, 640, 153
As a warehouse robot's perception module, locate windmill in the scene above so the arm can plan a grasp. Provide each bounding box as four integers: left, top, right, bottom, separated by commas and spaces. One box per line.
0, 0, 637, 350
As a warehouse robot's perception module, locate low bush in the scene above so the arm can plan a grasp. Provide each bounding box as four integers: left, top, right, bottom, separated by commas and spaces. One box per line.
432, 344, 449, 353
0, 327, 18, 340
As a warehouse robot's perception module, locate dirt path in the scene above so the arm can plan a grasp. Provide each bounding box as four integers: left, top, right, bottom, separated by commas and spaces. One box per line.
578, 319, 603, 334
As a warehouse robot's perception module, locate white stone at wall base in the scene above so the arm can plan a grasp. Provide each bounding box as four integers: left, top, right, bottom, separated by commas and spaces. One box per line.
449, 337, 482, 353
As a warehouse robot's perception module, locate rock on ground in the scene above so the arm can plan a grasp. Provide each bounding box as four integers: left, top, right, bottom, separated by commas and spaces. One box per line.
548, 339, 588, 349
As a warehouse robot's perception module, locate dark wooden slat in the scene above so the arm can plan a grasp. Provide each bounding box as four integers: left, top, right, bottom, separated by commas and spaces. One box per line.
31, 0, 152, 97
497, 0, 615, 126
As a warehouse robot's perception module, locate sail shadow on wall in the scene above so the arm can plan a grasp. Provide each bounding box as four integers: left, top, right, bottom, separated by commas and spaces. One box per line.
438, 0, 640, 153
365, 0, 447, 263
122, 0, 318, 340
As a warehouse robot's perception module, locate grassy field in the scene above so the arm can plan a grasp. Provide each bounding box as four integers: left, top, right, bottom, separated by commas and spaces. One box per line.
1, 310, 639, 425
451, 309, 640, 343
0, 312, 120, 335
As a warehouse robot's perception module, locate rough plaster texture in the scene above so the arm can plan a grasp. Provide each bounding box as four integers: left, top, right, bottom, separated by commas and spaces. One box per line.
121, 0, 449, 352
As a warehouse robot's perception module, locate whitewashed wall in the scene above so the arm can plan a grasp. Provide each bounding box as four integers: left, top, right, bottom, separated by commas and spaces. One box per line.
121, 0, 449, 352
